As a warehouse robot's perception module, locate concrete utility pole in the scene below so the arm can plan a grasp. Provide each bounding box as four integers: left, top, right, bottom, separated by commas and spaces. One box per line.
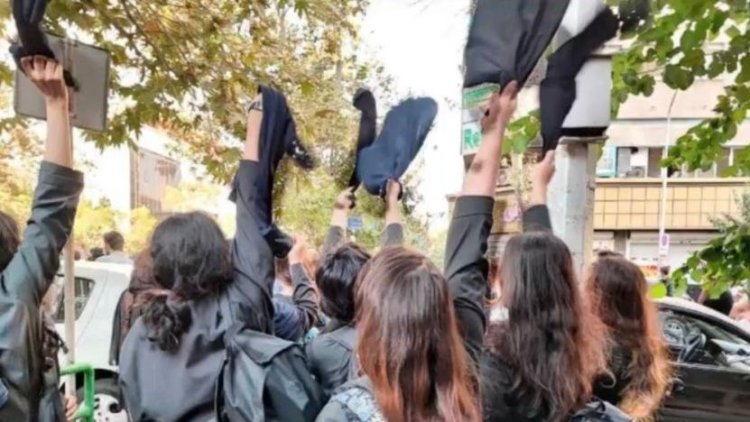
546, 0, 612, 275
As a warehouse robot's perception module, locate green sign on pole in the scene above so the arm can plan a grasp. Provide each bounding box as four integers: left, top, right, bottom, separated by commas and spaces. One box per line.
461, 83, 499, 155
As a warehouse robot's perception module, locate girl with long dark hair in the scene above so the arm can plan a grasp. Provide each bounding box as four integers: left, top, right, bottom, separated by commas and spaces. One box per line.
586, 256, 673, 421
444, 83, 607, 421
317, 246, 481, 422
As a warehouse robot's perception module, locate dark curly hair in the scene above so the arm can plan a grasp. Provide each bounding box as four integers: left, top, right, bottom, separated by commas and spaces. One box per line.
486, 232, 607, 421
143, 212, 232, 352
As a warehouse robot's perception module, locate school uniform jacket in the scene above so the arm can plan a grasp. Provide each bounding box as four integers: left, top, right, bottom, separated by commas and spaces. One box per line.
0, 161, 83, 422
119, 160, 275, 422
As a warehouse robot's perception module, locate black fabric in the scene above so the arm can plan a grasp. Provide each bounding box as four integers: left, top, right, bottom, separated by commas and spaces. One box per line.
120, 160, 275, 421
229, 85, 314, 258
11, 0, 53, 59
356, 97, 437, 197
306, 325, 357, 396
463, 0, 571, 89
348, 89, 377, 190
0, 161, 83, 422
540, 8, 619, 153
444, 197, 554, 421
215, 324, 325, 422
594, 345, 632, 407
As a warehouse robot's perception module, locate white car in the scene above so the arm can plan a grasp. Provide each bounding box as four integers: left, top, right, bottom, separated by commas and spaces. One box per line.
50, 261, 132, 421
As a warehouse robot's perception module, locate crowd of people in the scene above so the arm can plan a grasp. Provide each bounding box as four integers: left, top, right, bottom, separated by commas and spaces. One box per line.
4, 46, 750, 422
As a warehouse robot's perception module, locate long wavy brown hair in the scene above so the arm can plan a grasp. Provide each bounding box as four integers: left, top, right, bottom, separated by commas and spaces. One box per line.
486, 232, 607, 421
355, 247, 481, 422
586, 256, 673, 421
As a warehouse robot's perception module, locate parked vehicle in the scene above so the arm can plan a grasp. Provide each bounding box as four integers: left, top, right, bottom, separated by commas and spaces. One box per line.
51, 261, 131, 422
657, 297, 750, 422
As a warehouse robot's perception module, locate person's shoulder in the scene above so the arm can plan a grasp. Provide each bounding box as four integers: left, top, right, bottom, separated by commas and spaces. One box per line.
321, 378, 378, 422
315, 398, 350, 422
479, 349, 513, 384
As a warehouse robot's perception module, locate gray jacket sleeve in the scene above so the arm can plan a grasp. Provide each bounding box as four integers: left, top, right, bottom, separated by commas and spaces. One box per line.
380, 223, 404, 248
230, 160, 275, 333
322, 226, 346, 255
289, 263, 320, 333
1, 161, 83, 307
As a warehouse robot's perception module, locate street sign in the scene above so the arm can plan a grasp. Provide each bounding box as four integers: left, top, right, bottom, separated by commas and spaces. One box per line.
659, 233, 670, 257
347, 216, 364, 231
461, 83, 499, 155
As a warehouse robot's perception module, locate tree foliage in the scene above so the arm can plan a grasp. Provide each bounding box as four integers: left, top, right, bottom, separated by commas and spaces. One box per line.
0, 0, 434, 253
614, 0, 750, 294
0, 0, 376, 182
612, 0, 750, 176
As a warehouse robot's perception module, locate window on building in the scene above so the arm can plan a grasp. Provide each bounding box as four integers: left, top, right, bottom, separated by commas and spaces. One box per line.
716, 148, 731, 176
617, 148, 633, 177
648, 147, 663, 178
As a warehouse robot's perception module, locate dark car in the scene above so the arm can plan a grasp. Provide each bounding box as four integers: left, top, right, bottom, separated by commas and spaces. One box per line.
657, 297, 750, 422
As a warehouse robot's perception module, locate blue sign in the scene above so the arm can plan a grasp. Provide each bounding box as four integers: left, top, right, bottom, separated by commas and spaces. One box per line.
347, 216, 364, 231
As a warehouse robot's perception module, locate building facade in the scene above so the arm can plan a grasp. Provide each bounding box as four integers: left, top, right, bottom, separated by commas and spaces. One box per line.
462, 78, 749, 276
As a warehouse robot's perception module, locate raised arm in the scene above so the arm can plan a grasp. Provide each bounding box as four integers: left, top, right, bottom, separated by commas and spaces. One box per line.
523, 151, 555, 232
287, 238, 321, 334
229, 95, 275, 333
322, 188, 354, 254
381, 180, 404, 247
445, 82, 517, 365
2, 57, 83, 306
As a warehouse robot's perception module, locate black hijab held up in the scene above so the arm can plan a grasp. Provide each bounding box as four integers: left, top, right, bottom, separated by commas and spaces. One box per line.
463, 0, 571, 89
539, 8, 619, 153
11, 0, 53, 59
348, 89, 378, 190
356, 97, 438, 197
229, 85, 315, 258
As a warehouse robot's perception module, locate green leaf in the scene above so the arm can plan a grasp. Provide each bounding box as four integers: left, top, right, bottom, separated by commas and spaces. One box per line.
649, 282, 668, 299
663, 64, 693, 90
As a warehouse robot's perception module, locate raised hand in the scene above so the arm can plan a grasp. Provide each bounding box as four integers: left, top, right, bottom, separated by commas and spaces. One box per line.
20, 56, 68, 104
530, 150, 556, 206
481, 81, 518, 136
334, 188, 356, 210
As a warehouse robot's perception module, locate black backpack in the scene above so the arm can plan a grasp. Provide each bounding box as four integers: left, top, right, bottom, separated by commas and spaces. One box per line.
214, 323, 325, 422
571, 399, 633, 422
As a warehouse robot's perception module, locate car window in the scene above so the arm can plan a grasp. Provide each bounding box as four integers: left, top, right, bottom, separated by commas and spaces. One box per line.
660, 309, 750, 371
49, 276, 96, 323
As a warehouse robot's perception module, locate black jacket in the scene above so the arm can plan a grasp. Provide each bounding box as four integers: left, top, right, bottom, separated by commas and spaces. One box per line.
273, 263, 320, 341
119, 160, 275, 421
444, 196, 552, 422
306, 223, 404, 395
0, 161, 83, 422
